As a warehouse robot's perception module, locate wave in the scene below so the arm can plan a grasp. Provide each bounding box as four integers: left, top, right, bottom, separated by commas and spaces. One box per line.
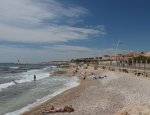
0, 66, 52, 91
0, 81, 16, 91
14, 67, 51, 84
50, 66, 57, 68
5, 77, 79, 115
9, 66, 19, 69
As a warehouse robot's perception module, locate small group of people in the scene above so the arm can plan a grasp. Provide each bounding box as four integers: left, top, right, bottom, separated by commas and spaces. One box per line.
91, 72, 107, 79
42, 105, 74, 114
79, 71, 107, 80
73, 66, 80, 76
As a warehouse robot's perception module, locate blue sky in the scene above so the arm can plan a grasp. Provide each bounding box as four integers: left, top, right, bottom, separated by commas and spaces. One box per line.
0, 0, 150, 62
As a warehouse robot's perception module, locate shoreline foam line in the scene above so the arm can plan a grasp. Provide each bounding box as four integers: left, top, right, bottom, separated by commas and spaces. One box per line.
0, 81, 16, 91
5, 76, 79, 115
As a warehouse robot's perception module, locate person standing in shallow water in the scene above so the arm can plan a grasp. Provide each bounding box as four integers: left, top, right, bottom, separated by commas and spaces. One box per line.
34, 75, 36, 81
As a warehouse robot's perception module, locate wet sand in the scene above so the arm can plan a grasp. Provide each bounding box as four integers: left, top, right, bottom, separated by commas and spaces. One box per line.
23, 66, 150, 115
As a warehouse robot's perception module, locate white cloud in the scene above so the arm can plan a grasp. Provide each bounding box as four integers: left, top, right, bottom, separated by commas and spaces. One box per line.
0, 0, 88, 26
51, 45, 92, 52
0, 0, 107, 62
0, 24, 104, 43
0, 0, 105, 43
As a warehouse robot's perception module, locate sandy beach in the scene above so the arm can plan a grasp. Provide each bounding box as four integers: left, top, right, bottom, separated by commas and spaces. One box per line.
22, 66, 150, 115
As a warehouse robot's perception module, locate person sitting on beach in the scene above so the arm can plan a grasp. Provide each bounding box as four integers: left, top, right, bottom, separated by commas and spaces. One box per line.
93, 75, 97, 79
90, 72, 97, 79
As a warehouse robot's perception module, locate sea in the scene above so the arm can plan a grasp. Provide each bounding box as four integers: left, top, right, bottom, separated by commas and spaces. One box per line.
0, 63, 79, 115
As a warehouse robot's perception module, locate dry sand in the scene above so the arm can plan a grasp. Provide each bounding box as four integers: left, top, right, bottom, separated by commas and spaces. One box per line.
23, 66, 150, 115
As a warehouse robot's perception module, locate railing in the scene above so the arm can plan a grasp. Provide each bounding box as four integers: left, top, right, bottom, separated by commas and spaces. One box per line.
98, 61, 150, 74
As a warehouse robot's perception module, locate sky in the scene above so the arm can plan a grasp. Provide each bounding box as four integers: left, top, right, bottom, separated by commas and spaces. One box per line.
0, 0, 150, 63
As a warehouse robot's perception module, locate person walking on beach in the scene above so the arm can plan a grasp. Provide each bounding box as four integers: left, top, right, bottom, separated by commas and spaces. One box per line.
34, 75, 36, 81
83, 71, 87, 79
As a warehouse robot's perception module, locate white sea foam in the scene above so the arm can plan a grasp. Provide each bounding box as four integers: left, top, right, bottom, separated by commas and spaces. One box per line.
0, 66, 51, 91
15, 67, 50, 84
0, 82, 16, 91
50, 66, 57, 68
5, 76, 79, 115
9, 66, 19, 69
